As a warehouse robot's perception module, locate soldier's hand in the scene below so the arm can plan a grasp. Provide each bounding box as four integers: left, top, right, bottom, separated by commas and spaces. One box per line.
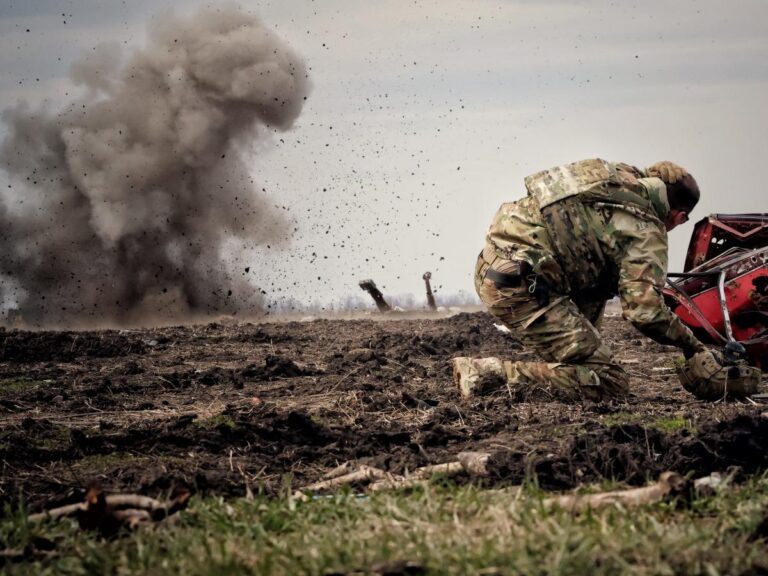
677, 349, 761, 400
647, 161, 688, 184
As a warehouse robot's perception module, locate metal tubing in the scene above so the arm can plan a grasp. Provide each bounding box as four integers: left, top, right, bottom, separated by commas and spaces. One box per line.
667, 272, 719, 278
665, 277, 727, 344
717, 271, 735, 342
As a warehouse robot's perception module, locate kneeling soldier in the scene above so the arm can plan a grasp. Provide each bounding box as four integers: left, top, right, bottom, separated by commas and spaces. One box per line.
455, 158, 706, 401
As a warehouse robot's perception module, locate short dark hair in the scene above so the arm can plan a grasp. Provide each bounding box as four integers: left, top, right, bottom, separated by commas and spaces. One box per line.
666, 173, 700, 213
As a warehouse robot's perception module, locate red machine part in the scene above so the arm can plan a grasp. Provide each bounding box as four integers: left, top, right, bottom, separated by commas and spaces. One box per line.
670, 269, 768, 342
664, 214, 768, 368
685, 214, 768, 270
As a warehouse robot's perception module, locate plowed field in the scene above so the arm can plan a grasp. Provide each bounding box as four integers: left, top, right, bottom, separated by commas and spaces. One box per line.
2, 311, 767, 512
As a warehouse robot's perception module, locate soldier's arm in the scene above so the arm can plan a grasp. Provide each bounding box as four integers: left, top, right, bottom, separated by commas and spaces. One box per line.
615, 215, 705, 356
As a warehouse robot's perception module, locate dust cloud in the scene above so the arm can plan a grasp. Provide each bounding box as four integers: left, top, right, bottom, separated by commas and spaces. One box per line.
0, 6, 310, 327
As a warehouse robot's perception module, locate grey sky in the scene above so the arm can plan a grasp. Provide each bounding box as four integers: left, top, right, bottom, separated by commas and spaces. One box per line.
1, 0, 767, 311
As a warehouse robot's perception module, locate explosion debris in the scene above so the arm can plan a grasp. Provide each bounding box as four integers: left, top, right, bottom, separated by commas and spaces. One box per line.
423, 271, 437, 311
0, 6, 310, 327
358, 279, 392, 312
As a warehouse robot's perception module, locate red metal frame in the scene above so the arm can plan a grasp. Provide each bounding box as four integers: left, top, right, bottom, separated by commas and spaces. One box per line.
664, 214, 768, 368
685, 214, 768, 270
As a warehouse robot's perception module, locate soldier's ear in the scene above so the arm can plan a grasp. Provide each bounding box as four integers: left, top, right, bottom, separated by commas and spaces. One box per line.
665, 209, 688, 231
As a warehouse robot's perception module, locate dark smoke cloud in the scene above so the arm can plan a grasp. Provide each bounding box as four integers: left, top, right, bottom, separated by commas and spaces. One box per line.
0, 6, 310, 327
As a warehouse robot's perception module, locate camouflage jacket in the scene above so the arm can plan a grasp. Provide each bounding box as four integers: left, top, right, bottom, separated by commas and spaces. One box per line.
483, 158, 702, 352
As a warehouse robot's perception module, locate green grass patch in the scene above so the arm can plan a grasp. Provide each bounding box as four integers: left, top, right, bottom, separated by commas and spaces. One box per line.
650, 415, 695, 433
192, 414, 237, 432
599, 411, 640, 427
599, 412, 694, 434
71, 451, 144, 469
0, 378, 51, 393
4, 477, 768, 574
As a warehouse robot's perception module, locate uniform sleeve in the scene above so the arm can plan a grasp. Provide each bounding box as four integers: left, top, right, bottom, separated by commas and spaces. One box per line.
615, 214, 704, 353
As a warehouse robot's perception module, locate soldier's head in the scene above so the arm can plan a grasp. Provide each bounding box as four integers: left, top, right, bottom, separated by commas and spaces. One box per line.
664, 173, 700, 231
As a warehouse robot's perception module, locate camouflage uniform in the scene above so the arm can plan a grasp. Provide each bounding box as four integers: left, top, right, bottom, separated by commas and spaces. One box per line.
474, 158, 704, 401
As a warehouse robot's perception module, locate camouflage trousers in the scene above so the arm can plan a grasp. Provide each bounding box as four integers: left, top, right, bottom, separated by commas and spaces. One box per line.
473, 253, 629, 401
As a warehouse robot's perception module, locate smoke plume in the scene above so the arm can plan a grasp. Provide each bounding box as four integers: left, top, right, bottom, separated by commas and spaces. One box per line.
0, 6, 309, 327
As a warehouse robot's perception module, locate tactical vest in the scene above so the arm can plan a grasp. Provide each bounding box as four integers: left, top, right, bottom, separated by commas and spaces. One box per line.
523, 158, 660, 299
524, 158, 656, 213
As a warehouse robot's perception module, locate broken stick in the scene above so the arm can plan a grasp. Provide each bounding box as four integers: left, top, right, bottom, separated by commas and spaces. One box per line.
319, 452, 494, 493
368, 463, 464, 492
322, 461, 355, 480
542, 471, 689, 512
27, 488, 191, 535
297, 465, 396, 496
457, 451, 491, 476
28, 494, 167, 523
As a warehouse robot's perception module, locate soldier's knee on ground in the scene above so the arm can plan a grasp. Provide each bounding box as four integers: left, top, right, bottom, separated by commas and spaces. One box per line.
453, 348, 628, 402
505, 360, 626, 402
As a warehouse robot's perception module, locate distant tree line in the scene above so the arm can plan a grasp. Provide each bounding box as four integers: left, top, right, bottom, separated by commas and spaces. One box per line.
266, 290, 480, 313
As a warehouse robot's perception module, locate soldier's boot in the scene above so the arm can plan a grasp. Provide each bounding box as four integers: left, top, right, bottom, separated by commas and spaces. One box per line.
579, 344, 629, 399
452, 357, 506, 398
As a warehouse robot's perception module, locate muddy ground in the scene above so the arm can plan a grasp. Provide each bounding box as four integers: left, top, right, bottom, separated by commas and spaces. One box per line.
1, 311, 767, 512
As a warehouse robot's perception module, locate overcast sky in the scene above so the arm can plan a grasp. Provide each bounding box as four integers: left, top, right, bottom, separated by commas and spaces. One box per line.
1, 0, 767, 311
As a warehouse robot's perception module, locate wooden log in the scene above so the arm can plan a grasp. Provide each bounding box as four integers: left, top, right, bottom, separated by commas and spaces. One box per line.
369, 453, 493, 492
368, 462, 465, 492
299, 465, 391, 493
112, 508, 152, 529
368, 476, 420, 492
27, 492, 187, 525
542, 472, 689, 512
102, 494, 164, 511
28, 502, 85, 523
322, 461, 355, 480
0, 548, 26, 561
457, 451, 491, 476
410, 462, 465, 480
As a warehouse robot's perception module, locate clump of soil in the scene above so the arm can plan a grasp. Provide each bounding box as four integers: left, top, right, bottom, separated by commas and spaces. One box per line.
677, 414, 768, 477
240, 354, 318, 380
486, 414, 768, 489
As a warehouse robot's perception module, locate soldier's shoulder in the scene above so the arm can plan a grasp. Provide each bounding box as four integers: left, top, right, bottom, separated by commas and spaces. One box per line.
612, 162, 646, 188
612, 162, 645, 177
491, 196, 539, 224
496, 194, 535, 211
